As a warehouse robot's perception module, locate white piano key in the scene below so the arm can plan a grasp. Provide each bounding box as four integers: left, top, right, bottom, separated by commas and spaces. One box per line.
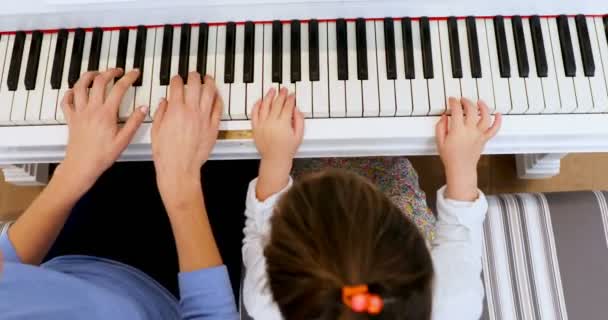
476, 19, 495, 111
246, 23, 264, 118
439, 20, 461, 102
0, 35, 15, 125
80, 30, 92, 73
593, 17, 608, 112
40, 33, 59, 123
118, 29, 137, 121
411, 20, 429, 116
393, 19, 413, 117
230, 24, 247, 120
362, 21, 380, 118
106, 30, 119, 74
150, 27, 167, 118
56, 31, 75, 123
206, 26, 218, 79
346, 21, 363, 118
0, 35, 9, 91
262, 24, 278, 99
296, 22, 313, 118
376, 20, 397, 117
586, 17, 608, 113
547, 18, 577, 113
485, 19, 512, 114
312, 21, 330, 118
327, 21, 346, 118
504, 18, 528, 114
135, 27, 156, 119
215, 25, 231, 120
568, 17, 593, 113
520, 17, 546, 114
11, 33, 32, 124
26, 33, 52, 124
98, 29, 111, 71
458, 18, 478, 100
170, 26, 181, 96
188, 25, 199, 72
538, 18, 561, 114
428, 20, 446, 115
281, 23, 296, 94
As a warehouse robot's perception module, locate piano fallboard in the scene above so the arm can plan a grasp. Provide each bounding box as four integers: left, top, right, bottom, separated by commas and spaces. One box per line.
1, 114, 607, 164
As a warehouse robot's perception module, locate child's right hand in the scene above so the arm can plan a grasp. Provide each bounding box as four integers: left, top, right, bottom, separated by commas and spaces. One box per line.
252, 88, 304, 200
435, 97, 501, 201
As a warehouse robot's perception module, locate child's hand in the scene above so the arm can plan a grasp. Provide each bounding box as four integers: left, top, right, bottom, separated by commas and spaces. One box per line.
435, 97, 501, 201
252, 88, 304, 200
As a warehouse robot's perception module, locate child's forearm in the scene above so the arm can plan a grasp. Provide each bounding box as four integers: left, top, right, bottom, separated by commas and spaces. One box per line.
256, 158, 292, 201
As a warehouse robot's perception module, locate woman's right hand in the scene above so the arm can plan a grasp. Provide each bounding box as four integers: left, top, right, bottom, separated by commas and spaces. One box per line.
151, 73, 222, 208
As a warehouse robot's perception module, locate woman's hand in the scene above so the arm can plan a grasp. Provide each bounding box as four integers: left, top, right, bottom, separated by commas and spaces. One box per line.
252, 88, 304, 200
435, 97, 501, 201
61, 68, 147, 191
151, 73, 222, 208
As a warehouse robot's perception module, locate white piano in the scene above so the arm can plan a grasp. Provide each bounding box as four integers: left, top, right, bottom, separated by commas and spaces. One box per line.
1, 0, 608, 183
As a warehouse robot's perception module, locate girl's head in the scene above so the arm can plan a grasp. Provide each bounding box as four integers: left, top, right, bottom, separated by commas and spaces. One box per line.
265, 169, 434, 320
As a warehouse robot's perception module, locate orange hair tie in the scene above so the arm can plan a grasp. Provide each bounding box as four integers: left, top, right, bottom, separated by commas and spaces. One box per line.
342, 285, 384, 315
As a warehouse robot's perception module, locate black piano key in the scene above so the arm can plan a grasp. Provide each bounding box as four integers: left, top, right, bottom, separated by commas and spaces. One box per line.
160, 25, 174, 86
7, 31, 26, 91
224, 22, 236, 84
243, 21, 255, 83
402, 17, 415, 79
383, 17, 397, 80
447, 16, 462, 78
420, 17, 433, 79
290, 20, 301, 83
355, 18, 368, 80
308, 19, 320, 81
272, 20, 283, 83
68, 28, 85, 88
51, 30, 68, 90
575, 14, 595, 77
197, 23, 209, 78
604, 16, 608, 44
529, 15, 548, 77
88, 28, 103, 71
466, 16, 482, 78
114, 28, 129, 82
336, 18, 349, 80
512, 16, 529, 78
556, 15, 576, 77
178, 23, 191, 82
133, 25, 147, 87
24, 31, 43, 90
493, 16, 511, 78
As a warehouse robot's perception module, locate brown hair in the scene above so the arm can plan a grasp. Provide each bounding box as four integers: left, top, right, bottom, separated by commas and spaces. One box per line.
265, 169, 434, 320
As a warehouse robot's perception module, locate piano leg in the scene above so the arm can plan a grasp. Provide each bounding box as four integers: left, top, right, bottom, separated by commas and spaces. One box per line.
1, 164, 49, 186
515, 153, 567, 179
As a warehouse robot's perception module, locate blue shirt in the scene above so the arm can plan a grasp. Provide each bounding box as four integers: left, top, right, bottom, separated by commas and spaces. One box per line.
0, 232, 239, 320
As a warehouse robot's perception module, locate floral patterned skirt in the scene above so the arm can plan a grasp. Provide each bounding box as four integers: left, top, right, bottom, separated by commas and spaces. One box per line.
292, 157, 436, 241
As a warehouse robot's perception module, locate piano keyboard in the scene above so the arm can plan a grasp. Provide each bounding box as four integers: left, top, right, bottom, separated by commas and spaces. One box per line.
1, 14, 608, 126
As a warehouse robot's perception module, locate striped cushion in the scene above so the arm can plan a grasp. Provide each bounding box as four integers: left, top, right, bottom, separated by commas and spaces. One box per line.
482, 191, 608, 320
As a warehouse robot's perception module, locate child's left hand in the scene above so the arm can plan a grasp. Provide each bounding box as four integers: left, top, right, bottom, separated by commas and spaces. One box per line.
252, 88, 304, 200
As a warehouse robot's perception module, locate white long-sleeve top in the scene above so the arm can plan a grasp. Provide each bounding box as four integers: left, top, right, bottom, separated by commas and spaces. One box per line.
242, 178, 488, 320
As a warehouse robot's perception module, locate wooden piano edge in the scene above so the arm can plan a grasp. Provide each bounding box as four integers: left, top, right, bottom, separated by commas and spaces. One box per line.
2, 114, 608, 164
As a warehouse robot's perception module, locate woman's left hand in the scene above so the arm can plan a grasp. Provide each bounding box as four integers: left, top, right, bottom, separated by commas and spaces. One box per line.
60, 68, 148, 190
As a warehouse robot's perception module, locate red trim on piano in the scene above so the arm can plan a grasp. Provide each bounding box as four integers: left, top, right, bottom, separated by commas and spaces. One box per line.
0, 14, 607, 35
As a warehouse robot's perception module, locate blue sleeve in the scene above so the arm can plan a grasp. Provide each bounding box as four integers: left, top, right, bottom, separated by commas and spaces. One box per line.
0, 230, 22, 264
178, 265, 239, 320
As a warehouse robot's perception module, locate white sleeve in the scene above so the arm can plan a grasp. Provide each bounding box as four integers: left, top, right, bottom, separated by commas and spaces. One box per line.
242, 177, 292, 320
431, 185, 488, 320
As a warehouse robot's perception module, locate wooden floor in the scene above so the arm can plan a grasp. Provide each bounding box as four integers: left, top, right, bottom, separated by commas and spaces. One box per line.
2, 153, 608, 220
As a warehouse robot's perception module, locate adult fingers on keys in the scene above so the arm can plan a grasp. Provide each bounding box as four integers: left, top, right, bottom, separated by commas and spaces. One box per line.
152, 98, 169, 137
210, 91, 223, 127
90, 68, 123, 106
461, 97, 479, 127
73, 71, 99, 109
186, 72, 202, 108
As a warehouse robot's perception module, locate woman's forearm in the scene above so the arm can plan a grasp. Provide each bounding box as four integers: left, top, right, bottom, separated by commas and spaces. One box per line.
8, 164, 87, 265
162, 180, 223, 272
